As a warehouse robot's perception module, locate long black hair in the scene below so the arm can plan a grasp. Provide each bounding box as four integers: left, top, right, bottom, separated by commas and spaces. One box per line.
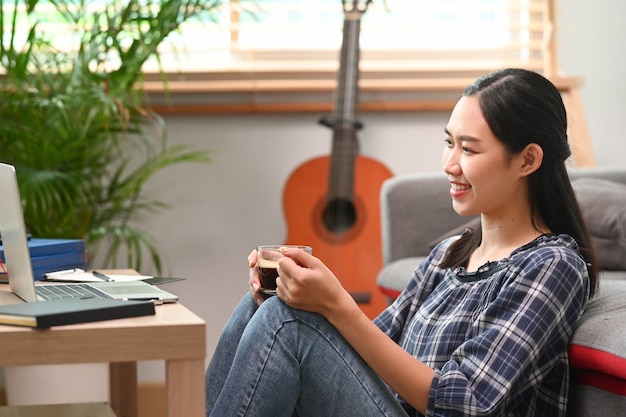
440, 68, 599, 296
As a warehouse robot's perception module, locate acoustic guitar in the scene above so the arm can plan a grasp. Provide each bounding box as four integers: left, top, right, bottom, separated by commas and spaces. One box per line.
283, 0, 393, 319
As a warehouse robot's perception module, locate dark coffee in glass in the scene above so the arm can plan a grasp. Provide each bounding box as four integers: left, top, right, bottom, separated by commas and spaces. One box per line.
256, 245, 312, 296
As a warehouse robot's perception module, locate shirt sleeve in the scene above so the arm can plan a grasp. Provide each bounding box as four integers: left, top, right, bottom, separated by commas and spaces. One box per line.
425, 246, 589, 416
374, 241, 451, 343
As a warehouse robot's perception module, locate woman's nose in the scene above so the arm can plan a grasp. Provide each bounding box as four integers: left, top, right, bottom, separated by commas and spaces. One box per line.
442, 149, 460, 175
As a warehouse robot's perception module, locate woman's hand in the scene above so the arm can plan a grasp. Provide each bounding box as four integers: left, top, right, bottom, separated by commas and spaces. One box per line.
275, 248, 356, 318
247, 249, 265, 306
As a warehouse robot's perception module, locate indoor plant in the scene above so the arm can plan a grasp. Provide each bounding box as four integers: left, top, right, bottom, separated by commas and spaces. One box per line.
0, 0, 221, 273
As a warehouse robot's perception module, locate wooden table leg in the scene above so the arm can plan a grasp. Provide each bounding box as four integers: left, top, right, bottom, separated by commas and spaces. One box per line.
165, 359, 205, 417
110, 362, 138, 417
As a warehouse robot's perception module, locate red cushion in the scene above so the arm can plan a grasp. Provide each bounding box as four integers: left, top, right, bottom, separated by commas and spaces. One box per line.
568, 344, 626, 396
378, 285, 401, 300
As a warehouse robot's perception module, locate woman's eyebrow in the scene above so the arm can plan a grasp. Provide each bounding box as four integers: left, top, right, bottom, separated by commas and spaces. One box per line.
444, 128, 480, 143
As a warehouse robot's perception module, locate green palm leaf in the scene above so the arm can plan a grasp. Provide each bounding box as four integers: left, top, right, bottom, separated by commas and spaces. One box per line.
0, 0, 219, 273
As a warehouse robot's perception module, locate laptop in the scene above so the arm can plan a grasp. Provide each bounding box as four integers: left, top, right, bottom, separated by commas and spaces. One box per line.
0, 163, 179, 304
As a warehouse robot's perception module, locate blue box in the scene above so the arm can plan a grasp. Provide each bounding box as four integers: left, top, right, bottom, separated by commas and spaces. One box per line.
0, 238, 87, 281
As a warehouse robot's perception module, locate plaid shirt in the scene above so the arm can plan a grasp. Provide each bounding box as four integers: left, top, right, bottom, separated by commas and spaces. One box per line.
374, 234, 589, 417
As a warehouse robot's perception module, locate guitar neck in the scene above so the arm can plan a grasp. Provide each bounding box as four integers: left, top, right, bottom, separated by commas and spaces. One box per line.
332, 10, 362, 129
328, 3, 368, 201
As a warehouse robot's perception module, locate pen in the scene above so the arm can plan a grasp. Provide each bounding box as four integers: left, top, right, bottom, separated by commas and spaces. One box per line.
49, 268, 83, 276
92, 270, 112, 282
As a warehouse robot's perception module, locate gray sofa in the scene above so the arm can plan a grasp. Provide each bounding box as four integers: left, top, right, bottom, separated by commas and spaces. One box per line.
376, 166, 626, 417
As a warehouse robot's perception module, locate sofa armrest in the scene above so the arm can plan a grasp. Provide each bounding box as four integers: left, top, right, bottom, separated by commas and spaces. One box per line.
569, 278, 626, 392
377, 257, 424, 299
567, 277, 626, 416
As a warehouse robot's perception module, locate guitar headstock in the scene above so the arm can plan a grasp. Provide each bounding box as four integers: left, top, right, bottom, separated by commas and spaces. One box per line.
342, 0, 372, 14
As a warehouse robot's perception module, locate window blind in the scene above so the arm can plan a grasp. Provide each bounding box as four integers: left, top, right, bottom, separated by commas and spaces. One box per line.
2, 0, 560, 111
147, 0, 557, 80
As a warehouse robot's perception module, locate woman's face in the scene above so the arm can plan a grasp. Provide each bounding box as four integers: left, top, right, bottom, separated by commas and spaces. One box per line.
442, 95, 526, 218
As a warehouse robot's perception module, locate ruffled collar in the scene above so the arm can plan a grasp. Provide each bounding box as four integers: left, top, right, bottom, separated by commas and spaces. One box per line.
451, 233, 578, 279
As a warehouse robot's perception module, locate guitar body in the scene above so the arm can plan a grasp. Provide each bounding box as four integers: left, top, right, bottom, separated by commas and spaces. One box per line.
283, 154, 393, 319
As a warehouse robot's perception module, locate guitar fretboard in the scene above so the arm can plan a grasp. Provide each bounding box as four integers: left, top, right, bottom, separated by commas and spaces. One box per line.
327, 2, 370, 202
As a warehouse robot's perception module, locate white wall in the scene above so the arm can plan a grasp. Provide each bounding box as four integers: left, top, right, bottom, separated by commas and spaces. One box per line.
558, 0, 626, 167
3, 0, 625, 392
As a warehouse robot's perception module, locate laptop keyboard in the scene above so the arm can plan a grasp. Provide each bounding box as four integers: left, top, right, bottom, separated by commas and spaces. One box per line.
36, 284, 112, 300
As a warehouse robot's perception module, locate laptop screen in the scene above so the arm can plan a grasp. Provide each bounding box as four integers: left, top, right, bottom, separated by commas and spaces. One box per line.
0, 163, 38, 302
0, 163, 179, 304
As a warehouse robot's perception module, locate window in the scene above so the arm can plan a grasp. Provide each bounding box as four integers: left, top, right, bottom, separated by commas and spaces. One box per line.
3, 0, 559, 112
150, 0, 556, 74
142, 0, 559, 112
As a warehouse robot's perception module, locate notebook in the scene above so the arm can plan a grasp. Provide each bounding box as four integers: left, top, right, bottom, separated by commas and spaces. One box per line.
0, 297, 156, 328
0, 163, 178, 304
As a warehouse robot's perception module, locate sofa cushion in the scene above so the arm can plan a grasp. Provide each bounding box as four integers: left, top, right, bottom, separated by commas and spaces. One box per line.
567, 385, 626, 417
377, 257, 424, 299
568, 278, 626, 396
572, 178, 626, 270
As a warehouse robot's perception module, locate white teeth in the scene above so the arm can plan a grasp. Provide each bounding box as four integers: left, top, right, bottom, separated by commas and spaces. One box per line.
451, 184, 471, 191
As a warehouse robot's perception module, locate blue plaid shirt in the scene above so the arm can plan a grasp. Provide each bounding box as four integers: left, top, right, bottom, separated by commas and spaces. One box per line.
374, 234, 589, 417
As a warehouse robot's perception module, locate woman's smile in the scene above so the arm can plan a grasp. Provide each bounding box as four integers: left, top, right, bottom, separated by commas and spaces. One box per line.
449, 181, 472, 198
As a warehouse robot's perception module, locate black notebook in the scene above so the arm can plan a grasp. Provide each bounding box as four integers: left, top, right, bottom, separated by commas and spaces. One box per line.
0, 298, 156, 328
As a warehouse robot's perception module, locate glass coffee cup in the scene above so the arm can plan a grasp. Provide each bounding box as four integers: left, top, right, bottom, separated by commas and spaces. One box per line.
257, 245, 312, 296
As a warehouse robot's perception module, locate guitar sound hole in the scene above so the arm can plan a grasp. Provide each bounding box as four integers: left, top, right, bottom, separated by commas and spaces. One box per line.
322, 198, 357, 234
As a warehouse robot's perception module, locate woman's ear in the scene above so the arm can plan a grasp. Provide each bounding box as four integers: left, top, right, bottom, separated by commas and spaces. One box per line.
519, 143, 544, 176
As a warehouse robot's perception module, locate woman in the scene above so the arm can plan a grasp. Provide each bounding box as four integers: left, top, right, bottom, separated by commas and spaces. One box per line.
205, 68, 599, 417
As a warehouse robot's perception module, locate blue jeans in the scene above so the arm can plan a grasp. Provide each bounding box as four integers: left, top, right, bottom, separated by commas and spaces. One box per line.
205, 294, 410, 417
